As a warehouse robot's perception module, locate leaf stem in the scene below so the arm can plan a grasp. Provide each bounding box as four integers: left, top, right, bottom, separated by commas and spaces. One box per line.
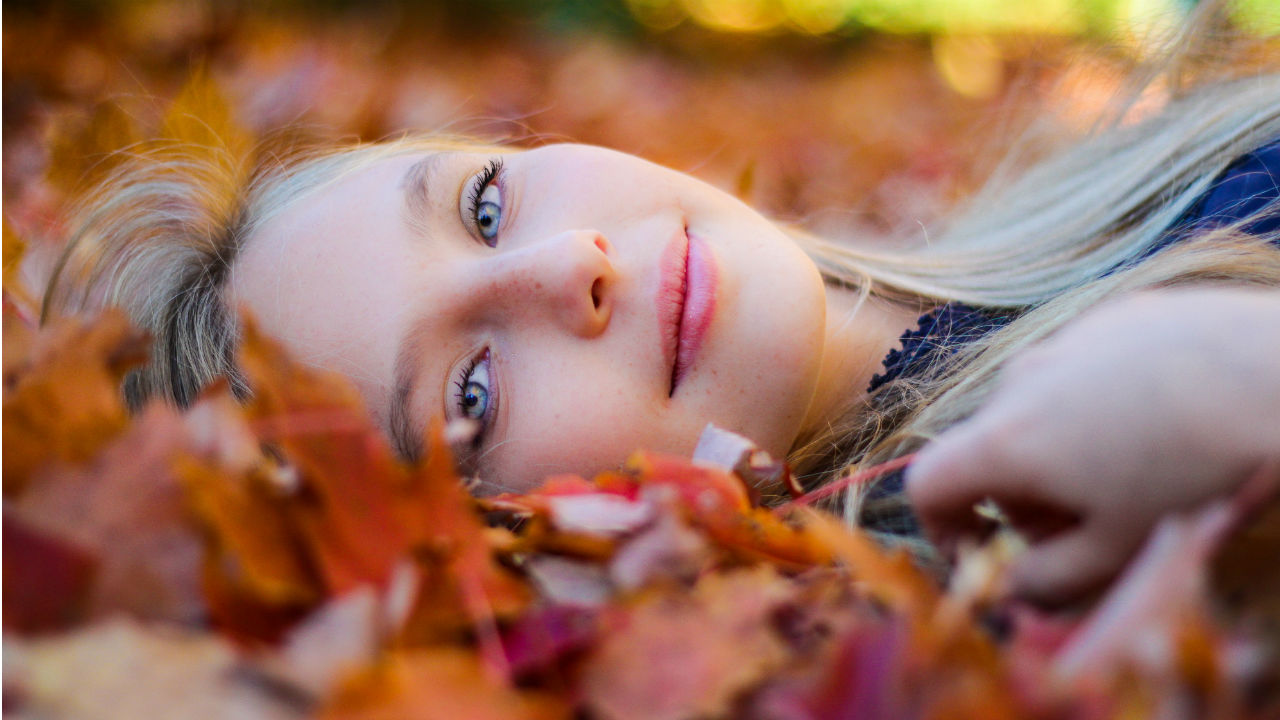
775, 453, 916, 514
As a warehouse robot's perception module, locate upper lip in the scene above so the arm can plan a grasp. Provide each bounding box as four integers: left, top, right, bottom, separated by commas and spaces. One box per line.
658, 226, 690, 397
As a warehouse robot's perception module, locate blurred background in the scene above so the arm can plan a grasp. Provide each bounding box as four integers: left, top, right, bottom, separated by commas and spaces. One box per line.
5, 0, 1277, 252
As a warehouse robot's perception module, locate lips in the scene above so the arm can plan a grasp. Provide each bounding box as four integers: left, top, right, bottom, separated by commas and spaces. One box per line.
658, 227, 717, 396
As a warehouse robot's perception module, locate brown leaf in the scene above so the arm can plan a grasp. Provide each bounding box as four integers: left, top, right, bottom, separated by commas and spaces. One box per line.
3, 513, 99, 634
9, 405, 208, 628
1210, 471, 1280, 663
582, 566, 795, 720
258, 587, 384, 701
2, 310, 149, 497
321, 648, 569, 720
3, 217, 37, 315
183, 319, 530, 644
159, 66, 252, 169
44, 100, 144, 197
4, 618, 305, 720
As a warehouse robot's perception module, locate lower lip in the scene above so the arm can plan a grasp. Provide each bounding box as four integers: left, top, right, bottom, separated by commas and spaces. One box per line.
672, 231, 717, 393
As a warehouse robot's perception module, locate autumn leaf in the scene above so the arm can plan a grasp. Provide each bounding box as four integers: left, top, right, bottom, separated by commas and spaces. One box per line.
581, 566, 795, 720
44, 99, 145, 198
3, 514, 99, 634
181, 318, 530, 643
3, 217, 37, 316
4, 618, 304, 720
8, 405, 208, 630
2, 309, 149, 497
321, 648, 569, 720
158, 65, 253, 170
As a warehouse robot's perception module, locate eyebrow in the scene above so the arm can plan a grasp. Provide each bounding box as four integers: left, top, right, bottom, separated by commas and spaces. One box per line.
389, 320, 432, 461
400, 153, 444, 239
387, 153, 449, 461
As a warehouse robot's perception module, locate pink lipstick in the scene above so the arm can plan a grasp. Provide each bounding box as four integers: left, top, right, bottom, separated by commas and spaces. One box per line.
658, 228, 717, 396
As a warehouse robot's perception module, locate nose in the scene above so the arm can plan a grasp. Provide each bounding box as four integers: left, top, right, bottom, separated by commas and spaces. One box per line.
486, 229, 617, 337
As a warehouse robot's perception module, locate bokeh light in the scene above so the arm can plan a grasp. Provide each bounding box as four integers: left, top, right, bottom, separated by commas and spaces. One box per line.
622, 0, 1204, 36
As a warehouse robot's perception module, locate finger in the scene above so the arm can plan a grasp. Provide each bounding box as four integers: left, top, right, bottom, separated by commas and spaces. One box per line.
906, 419, 1045, 537
1008, 528, 1122, 609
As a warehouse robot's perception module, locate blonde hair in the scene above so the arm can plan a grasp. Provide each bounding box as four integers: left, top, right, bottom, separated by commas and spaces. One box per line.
43, 28, 1280, 564
42, 136, 498, 409
784, 69, 1280, 561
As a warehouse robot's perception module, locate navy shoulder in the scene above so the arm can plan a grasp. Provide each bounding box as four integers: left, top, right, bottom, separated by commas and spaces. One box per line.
1185, 139, 1280, 237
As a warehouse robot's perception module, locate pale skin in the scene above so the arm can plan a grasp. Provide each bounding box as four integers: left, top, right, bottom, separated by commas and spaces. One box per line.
230, 142, 1279, 606
906, 288, 1280, 606
230, 144, 918, 492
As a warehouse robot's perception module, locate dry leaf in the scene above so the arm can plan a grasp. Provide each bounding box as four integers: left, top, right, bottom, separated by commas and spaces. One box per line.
9, 405, 207, 628
3, 217, 37, 314
582, 567, 795, 720
321, 648, 569, 720
4, 618, 304, 720
2, 310, 149, 496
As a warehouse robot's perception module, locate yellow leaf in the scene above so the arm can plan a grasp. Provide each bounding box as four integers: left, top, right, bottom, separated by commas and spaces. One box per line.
159, 66, 252, 166
2, 310, 149, 497
44, 100, 144, 196
3, 217, 36, 314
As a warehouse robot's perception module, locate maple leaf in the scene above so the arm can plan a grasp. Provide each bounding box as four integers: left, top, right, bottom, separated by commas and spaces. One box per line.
321, 648, 569, 720
181, 318, 530, 644
7, 405, 208, 631
4, 618, 304, 720
157, 66, 253, 164
581, 566, 797, 720
2, 309, 149, 497
3, 218, 37, 316
1209, 469, 1280, 702
44, 99, 145, 199
3, 514, 98, 634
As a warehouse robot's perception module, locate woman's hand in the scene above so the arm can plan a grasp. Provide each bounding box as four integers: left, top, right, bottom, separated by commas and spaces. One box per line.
905, 288, 1280, 607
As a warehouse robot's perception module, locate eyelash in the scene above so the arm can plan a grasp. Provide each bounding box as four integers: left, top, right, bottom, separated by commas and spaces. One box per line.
452, 349, 493, 448
466, 158, 504, 242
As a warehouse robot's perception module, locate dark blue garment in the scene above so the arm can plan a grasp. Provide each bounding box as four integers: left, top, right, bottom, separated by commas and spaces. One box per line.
869, 139, 1280, 397
1181, 139, 1280, 237
862, 139, 1280, 538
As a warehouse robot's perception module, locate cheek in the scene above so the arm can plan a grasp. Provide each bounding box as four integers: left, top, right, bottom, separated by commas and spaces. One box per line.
490, 370, 686, 490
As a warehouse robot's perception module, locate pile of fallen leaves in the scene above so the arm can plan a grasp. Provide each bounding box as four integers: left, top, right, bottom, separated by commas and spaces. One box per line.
6, 10, 1280, 717
5, 235, 1280, 720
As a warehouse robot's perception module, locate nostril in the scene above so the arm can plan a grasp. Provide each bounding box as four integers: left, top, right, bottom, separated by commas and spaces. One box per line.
591, 278, 603, 310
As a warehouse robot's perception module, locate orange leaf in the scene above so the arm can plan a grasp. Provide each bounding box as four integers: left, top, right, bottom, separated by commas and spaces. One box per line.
582, 567, 794, 720
799, 509, 940, 617
2, 309, 148, 497
188, 318, 530, 644
158, 66, 252, 169
322, 648, 569, 720
628, 451, 752, 513
6, 618, 304, 719
44, 99, 144, 197
3, 217, 37, 315
10, 406, 208, 629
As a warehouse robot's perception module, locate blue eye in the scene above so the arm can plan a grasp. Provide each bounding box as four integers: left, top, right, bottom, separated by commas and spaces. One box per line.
454, 350, 492, 430
468, 159, 504, 246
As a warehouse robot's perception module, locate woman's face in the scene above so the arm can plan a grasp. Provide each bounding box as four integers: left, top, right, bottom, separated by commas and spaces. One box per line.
230, 143, 829, 492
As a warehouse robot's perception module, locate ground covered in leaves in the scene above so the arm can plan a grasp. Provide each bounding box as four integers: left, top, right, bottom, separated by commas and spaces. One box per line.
6, 4, 1280, 719
5, 267, 1280, 719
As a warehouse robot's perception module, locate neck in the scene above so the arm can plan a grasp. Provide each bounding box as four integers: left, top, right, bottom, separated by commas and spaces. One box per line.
795, 282, 923, 446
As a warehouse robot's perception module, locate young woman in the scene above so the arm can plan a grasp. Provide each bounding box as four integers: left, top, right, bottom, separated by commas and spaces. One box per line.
42, 64, 1280, 608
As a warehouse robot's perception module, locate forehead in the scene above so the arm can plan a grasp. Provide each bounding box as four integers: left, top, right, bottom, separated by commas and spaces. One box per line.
229, 153, 434, 411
